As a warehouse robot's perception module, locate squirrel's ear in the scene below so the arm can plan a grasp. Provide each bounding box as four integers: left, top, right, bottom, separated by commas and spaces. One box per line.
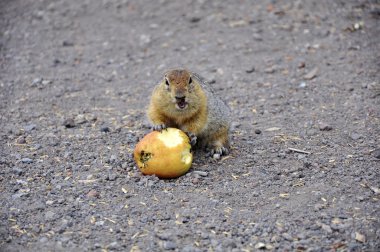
164, 77, 170, 90
189, 77, 193, 85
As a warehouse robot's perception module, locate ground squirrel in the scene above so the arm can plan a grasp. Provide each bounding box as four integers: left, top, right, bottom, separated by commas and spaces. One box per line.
147, 69, 230, 159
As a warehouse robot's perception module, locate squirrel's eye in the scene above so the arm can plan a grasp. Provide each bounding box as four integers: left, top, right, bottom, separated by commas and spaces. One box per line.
165, 79, 169, 86
189, 77, 192, 84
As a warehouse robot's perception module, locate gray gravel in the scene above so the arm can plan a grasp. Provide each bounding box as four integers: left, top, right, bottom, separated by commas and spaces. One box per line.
1, 0, 379, 251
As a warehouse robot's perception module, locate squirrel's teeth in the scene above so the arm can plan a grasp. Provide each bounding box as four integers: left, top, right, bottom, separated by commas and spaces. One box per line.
177, 100, 187, 109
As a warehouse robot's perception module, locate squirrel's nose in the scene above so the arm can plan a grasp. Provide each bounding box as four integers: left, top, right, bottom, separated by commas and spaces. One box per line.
175, 95, 186, 100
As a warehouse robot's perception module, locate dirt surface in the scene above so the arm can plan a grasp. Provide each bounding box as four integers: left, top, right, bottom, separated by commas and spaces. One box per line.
1, 0, 380, 251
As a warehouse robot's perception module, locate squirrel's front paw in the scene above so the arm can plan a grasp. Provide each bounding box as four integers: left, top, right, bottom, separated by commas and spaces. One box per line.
207, 146, 229, 160
185, 132, 197, 147
152, 124, 167, 131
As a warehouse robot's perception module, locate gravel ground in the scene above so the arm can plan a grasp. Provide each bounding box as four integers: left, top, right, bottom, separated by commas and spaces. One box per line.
1, 0, 379, 251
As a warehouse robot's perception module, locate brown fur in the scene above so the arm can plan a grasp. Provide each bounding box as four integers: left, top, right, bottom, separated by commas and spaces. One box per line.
147, 69, 230, 156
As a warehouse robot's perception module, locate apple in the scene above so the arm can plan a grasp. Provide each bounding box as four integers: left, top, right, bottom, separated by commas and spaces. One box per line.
133, 128, 193, 179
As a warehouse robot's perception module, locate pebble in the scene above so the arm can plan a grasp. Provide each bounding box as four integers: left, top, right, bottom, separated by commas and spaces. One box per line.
12, 167, 24, 176
255, 242, 266, 249
33, 144, 42, 150
46, 200, 54, 205
319, 122, 332, 131
231, 121, 241, 130
45, 211, 56, 221
373, 149, 380, 159
62, 40, 74, 47
21, 158, 33, 164
39, 237, 48, 243
189, 17, 201, 23
181, 245, 200, 252
350, 132, 362, 141
191, 178, 200, 184
16, 137, 26, 144
156, 232, 172, 241
321, 223, 333, 233
264, 66, 276, 74
107, 173, 118, 181
12, 192, 29, 199
213, 153, 221, 160
246, 67, 255, 73
31, 78, 42, 87
163, 241, 177, 250
109, 155, 117, 164
282, 232, 293, 241
304, 67, 318, 80
63, 118, 76, 128
298, 82, 306, 88
24, 124, 36, 132
255, 129, 262, 134
95, 220, 105, 226
107, 241, 120, 250
87, 189, 100, 198
100, 126, 110, 133
193, 171, 208, 177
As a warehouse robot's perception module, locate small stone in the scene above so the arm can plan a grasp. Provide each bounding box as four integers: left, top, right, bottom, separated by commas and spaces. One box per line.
107, 241, 120, 250
31, 78, 42, 87
107, 173, 117, 181
350, 132, 362, 141
255, 129, 262, 134
39, 237, 48, 243
193, 171, 208, 177
319, 122, 332, 131
304, 67, 318, 80
57, 198, 66, 204
298, 62, 306, 68
12, 167, 24, 176
282, 233, 293, 241
45, 211, 56, 221
24, 124, 36, 132
321, 223, 333, 233
87, 189, 100, 198
189, 17, 201, 23
255, 242, 266, 249
298, 82, 306, 88
354, 232, 366, 243
53, 59, 61, 65
21, 158, 33, 164
182, 245, 200, 252
109, 155, 117, 164
373, 149, 380, 159
95, 220, 104, 226
192, 178, 200, 184
41, 80, 52, 86
163, 241, 177, 250
252, 33, 263, 41
246, 67, 255, 73
12, 192, 29, 199
231, 121, 241, 130
46, 200, 54, 205
62, 41, 74, 47
16, 137, 26, 144
264, 66, 276, 74
63, 118, 76, 128
213, 153, 221, 160
33, 144, 42, 150
100, 126, 110, 133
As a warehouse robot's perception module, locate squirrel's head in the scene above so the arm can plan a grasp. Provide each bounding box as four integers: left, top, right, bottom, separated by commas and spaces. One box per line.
163, 69, 194, 110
